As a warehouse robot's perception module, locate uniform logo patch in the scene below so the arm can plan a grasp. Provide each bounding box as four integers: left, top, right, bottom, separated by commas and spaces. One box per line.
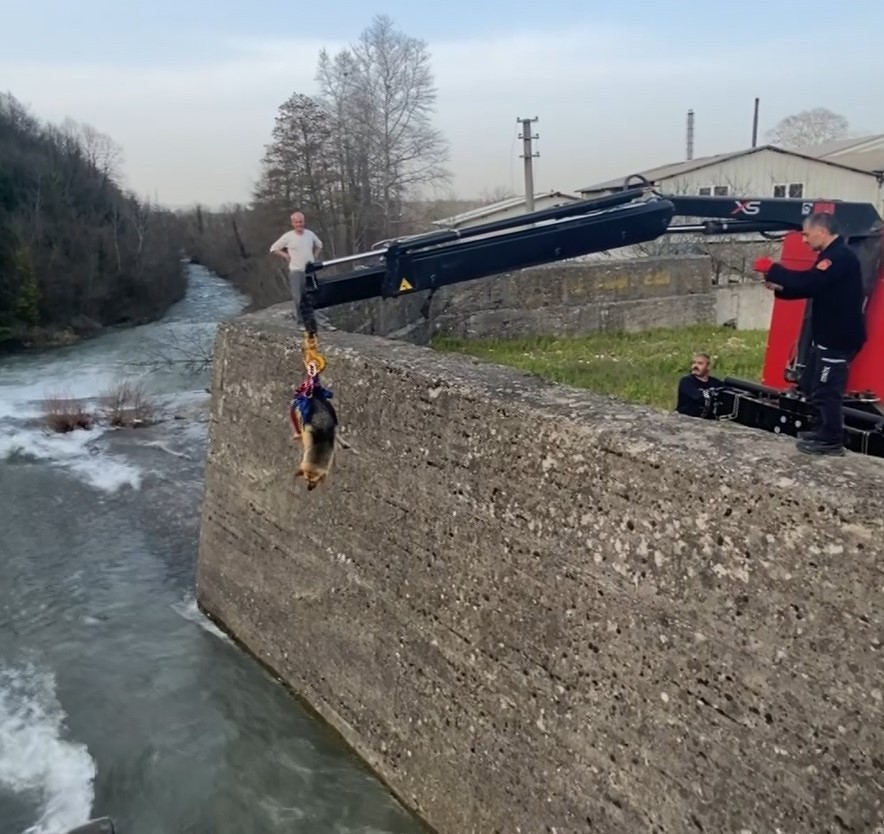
816, 259, 832, 271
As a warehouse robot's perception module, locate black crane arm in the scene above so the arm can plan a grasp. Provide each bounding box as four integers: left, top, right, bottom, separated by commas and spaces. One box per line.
304, 186, 674, 309
665, 194, 883, 238
624, 173, 882, 237
303, 178, 883, 311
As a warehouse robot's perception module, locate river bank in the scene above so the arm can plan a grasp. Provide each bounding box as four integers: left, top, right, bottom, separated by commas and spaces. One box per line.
0, 272, 193, 357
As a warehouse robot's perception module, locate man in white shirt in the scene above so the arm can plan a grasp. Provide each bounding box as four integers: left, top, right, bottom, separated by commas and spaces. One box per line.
269, 211, 326, 331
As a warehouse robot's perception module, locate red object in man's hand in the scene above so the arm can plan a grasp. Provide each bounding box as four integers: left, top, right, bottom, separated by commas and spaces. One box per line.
752, 256, 774, 274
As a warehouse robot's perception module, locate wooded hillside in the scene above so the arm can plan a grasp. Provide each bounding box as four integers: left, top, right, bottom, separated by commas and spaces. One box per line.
0, 92, 187, 350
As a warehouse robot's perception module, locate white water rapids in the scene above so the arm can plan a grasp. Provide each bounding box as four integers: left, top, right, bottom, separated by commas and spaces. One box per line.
0, 264, 423, 834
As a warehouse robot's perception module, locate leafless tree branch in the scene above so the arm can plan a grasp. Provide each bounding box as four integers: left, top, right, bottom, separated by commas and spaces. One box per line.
765, 107, 850, 148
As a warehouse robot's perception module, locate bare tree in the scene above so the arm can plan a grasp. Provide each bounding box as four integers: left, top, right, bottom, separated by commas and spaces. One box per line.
354, 16, 451, 210
316, 14, 452, 248
314, 48, 365, 250
0, 92, 39, 133
135, 327, 216, 377
78, 123, 124, 184
766, 107, 849, 149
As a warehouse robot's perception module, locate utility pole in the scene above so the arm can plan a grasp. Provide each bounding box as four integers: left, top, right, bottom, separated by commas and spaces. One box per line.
686, 109, 695, 160
517, 116, 539, 212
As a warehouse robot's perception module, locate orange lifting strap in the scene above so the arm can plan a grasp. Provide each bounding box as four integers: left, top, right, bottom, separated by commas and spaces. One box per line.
289, 332, 329, 438
302, 332, 326, 376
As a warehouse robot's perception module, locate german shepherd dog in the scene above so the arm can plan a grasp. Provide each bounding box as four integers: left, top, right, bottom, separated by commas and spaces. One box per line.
294, 390, 338, 491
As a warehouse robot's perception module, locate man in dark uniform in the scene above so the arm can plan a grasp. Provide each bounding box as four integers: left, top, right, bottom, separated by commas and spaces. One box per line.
676, 352, 723, 418
753, 212, 867, 456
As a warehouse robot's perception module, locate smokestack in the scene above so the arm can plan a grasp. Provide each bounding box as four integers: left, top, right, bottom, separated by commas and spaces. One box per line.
686, 109, 695, 160
751, 97, 760, 147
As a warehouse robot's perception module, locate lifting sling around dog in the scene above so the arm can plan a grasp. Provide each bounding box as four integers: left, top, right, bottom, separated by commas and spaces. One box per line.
290, 332, 339, 491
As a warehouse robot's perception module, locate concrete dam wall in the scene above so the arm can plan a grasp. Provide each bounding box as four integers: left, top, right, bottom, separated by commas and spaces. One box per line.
196, 306, 884, 834
324, 254, 716, 342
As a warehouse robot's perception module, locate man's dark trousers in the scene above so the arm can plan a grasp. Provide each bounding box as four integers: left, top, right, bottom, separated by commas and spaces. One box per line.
802, 343, 854, 444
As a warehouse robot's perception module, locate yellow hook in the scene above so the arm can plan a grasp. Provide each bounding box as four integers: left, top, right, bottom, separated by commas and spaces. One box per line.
303, 333, 326, 375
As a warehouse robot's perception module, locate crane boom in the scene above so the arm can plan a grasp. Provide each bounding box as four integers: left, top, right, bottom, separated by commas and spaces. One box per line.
300, 179, 884, 458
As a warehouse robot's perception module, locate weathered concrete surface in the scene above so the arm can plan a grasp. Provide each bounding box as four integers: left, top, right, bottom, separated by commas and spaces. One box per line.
197, 305, 884, 834
715, 281, 775, 330
326, 255, 715, 343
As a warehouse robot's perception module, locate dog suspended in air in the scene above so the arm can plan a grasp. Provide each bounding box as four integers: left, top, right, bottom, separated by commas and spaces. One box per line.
290, 366, 339, 491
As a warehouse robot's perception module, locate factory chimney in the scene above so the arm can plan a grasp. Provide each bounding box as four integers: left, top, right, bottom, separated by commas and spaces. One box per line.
751, 97, 760, 147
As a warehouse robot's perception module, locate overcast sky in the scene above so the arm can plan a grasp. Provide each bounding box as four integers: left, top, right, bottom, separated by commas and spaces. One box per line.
3, 0, 883, 208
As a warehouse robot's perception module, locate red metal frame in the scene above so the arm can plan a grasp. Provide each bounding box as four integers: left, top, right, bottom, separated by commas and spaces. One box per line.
848, 232, 884, 399
760, 231, 815, 389
761, 229, 884, 401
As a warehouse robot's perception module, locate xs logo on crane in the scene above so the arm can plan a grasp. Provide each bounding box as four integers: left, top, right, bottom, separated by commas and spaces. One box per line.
731, 200, 761, 216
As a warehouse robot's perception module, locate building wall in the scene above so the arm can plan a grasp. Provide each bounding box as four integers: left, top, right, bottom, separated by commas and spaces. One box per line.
714, 281, 774, 329
659, 148, 882, 208
197, 318, 884, 834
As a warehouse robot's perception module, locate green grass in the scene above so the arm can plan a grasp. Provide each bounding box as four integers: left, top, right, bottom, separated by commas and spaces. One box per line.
431, 325, 769, 411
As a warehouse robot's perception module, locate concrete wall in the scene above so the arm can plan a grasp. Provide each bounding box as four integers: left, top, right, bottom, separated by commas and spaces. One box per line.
714, 281, 774, 329
325, 255, 715, 344
197, 310, 884, 834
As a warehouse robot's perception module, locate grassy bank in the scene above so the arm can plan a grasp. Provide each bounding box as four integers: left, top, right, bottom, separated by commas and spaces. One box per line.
432, 325, 768, 411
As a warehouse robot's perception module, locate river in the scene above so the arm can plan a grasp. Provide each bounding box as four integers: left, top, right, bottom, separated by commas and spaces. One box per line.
0, 264, 425, 834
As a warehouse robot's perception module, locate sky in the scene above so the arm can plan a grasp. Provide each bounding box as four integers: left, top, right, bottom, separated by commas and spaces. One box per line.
2, 0, 883, 209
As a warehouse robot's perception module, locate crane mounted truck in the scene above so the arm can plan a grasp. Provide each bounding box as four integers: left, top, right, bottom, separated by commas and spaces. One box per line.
301, 178, 884, 458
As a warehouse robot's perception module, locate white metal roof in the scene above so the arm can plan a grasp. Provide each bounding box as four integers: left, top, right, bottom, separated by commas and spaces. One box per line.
432, 190, 581, 227
577, 144, 880, 194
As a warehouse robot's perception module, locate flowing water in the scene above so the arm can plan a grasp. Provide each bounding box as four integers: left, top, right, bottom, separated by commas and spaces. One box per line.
0, 265, 425, 834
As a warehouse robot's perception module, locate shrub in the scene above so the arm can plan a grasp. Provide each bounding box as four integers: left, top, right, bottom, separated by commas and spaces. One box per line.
39, 378, 159, 434
40, 393, 94, 433
98, 379, 157, 427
